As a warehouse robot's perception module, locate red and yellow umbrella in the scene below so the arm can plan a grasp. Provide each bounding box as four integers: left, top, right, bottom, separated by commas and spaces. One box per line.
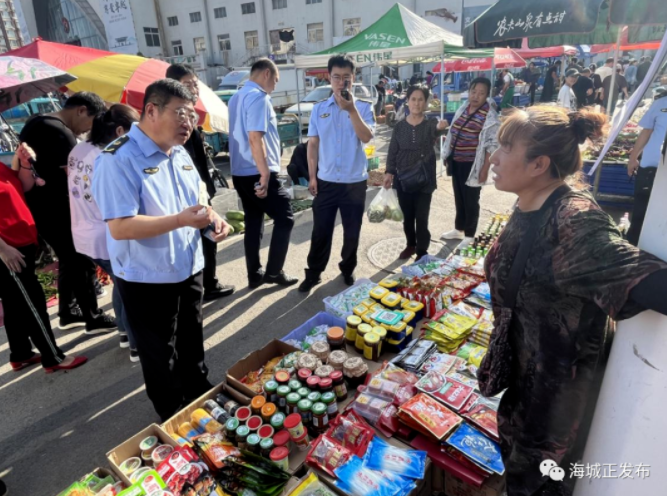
5, 39, 228, 133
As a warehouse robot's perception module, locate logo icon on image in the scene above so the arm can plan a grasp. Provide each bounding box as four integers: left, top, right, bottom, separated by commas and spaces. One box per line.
540, 459, 564, 481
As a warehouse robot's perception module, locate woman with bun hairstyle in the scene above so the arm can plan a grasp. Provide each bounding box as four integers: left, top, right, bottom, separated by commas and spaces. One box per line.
480, 106, 667, 496
67, 104, 140, 361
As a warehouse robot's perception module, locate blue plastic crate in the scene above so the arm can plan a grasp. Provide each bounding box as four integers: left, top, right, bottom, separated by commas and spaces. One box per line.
281, 311, 346, 345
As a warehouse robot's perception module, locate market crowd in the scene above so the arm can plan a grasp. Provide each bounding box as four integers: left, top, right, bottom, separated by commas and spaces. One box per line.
3, 51, 667, 496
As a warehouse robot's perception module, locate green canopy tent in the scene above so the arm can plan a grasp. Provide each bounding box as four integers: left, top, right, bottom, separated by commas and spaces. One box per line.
293, 3, 463, 159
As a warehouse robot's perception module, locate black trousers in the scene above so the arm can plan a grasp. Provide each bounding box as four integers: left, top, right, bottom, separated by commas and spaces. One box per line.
306, 179, 366, 277
451, 160, 481, 237
627, 167, 657, 246
201, 234, 219, 291
30, 206, 101, 322
529, 83, 536, 105
115, 271, 212, 421
0, 244, 65, 368
396, 185, 432, 258
233, 173, 294, 279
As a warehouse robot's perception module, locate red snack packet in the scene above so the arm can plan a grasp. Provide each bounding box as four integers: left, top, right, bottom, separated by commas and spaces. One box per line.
305, 435, 353, 477
326, 414, 375, 457
156, 446, 209, 496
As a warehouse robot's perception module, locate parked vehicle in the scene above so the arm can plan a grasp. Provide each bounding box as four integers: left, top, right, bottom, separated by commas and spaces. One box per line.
217, 70, 250, 91
285, 84, 378, 128
1, 97, 62, 134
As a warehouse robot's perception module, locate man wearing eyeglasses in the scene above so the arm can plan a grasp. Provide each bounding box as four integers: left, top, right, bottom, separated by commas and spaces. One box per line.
92, 79, 231, 420
229, 58, 298, 289
166, 63, 235, 301
298, 55, 375, 292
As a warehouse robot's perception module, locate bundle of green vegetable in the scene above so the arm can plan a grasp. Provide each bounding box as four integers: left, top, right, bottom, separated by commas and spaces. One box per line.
225, 210, 246, 235
217, 451, 290, 496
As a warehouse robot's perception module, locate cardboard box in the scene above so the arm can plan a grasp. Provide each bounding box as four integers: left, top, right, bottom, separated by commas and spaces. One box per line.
106, 423, 179, 486
160, 381, 250, 436
226, 339, 299, 398
444, 472, 505, 496
55, 467, 120, 495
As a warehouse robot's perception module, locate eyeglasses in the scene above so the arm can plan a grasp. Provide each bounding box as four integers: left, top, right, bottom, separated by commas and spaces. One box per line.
331, 75, 353, 83
164, 105, 199, 125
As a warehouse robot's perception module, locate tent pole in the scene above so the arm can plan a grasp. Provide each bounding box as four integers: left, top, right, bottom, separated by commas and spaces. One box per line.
593, 28, 623, 197
296, 69, 303, 143
440, 51, 445, 178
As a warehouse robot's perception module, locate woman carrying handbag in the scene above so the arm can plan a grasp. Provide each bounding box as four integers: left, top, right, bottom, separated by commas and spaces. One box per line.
383, 85, 448, 260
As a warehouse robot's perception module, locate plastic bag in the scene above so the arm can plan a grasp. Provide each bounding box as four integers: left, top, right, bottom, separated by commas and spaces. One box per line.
305, 435, 354, 477
367, 188, 403, 223
333, 456, 401, 496
290, 472, 337, 496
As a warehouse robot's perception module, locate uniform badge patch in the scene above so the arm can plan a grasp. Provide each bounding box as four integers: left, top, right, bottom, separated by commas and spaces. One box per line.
143, 167, 160, 174
183, 165, 194, 171
319, 113, 331, 118
102, 135, 130, 154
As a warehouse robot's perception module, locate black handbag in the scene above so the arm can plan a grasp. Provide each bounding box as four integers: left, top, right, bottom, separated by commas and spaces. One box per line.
477, 185, 571, 397
446, 112, 476, 177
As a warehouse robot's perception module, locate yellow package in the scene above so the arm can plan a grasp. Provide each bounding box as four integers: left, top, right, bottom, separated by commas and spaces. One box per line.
381, 292, 403, 309
369, 286, 389, 301
361, 298, 376, 308
353, 304, 367, 317
440, 312, 477, 335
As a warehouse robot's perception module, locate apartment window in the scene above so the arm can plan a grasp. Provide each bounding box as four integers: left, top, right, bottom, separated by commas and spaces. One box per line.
218, 34, 231, 51
343, 18, 361, 37
190, 12, 202, 23
306, 0, 322, 3
241, 2, 256, 14
307, 22, 323, 43
272, 0, 287, 9
9, 40, 18, 48
172, 40, 183, 56
194, 37, 206, 53
244, 30, 259, 50
214, 7, 227, 18
167, 16, 178, 26
144, 27, 160, 47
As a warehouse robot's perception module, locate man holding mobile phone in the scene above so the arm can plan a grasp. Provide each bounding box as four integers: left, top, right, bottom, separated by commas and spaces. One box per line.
92, 79, 230, 420
299, 55, 375, 292
228, 58, 298, 289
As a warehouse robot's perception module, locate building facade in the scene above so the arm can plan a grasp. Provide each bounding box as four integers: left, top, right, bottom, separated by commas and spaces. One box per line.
0, 0, 25, 53
17, 0, 491, 70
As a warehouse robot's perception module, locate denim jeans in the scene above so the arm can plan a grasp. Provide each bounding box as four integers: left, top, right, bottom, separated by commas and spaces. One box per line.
93, 258, 136, 350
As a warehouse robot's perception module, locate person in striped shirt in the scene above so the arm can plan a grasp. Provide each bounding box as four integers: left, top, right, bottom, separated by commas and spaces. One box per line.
441, 78, 500, 249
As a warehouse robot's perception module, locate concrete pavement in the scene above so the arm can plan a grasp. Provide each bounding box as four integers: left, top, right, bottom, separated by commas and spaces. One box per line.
0, 129, 517, 495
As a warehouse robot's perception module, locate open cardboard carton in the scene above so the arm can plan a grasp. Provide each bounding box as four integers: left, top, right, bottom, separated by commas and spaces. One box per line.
226, 339, 300, 398
106, 423, 179, 487
160, 381, 251, 437
56, 467, 120, 495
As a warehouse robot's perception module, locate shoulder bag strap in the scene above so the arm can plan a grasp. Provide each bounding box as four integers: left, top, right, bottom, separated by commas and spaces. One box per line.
504, 185, 571, 309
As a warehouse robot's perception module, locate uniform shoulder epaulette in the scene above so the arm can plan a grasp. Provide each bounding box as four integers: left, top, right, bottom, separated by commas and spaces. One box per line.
102, 135, 130, 154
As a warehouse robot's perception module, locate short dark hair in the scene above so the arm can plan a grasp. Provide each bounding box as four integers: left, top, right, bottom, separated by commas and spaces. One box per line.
64, 92, 105, 116
89, 104, 140, 146
406, 85, 429, 101
327, 55, 355, 74
606, 57, 615, 64
470, 77, 492, 97
426, 71, 434, 76
251, 58, 278, 76
141, 78, 196, 115
571, 57, 578, 64
166, 63, 196, 81
581, 68, 591, 74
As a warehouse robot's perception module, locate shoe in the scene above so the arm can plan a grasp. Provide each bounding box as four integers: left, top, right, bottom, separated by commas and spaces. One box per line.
119, 333, 130, 349
440, 229, 465, 241
129, 349, 140, 363
0, 478, 6, 496
44, 355, 88, 374
95, 285, 107, 299
85, 314, 117, 335
457, 237, 475, 250
248, 270, 266, 289
342, 273, 356, 286
264, 272, 299, 287
399, 246, 416, 260
204, 283, 235, 301
58, 307, 86, 330
298, 277, 322, 293
10, 353, 42, 372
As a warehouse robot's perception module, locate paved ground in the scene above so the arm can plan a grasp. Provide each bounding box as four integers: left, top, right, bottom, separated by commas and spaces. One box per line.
0, 125, 517, 494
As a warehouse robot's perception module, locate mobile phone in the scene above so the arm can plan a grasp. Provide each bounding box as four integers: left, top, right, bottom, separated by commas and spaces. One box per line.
202, 223, 218, 241
341, 80, 350, 101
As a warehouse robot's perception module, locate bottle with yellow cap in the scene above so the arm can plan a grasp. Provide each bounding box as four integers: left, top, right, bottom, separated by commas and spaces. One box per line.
369, 286, 389, 303
345, 315, 361, 346
380, 292, 402, 310
363, 332, 381, 361
372, 326, 387, 356
355, 323, 372, 354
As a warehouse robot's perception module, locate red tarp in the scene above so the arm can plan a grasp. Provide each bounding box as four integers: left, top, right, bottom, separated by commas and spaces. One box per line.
515, 38, 578, 58
432, 48, 527, 73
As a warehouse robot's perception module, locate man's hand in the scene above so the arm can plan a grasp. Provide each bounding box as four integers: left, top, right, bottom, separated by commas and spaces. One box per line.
627, 157, 640, 177
255, 173, 270, 199
383, 173, 393, 189
437, 119, 449, 131
334, 92, 356, 113
309, 178, 318, 197
177, 205, 211, 230
16, 142, 36, 168
209, 212, 231, 242
586, 88, 593, 96
0, 244, 26, 273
